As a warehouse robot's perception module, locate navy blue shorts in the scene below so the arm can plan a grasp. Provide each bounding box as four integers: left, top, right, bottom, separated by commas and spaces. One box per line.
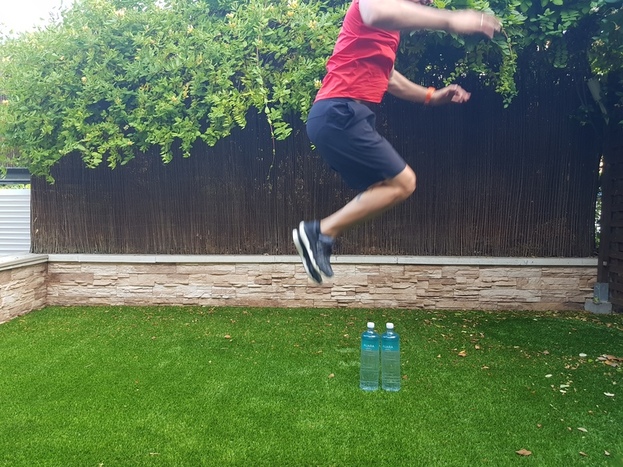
306, 98, 407, 191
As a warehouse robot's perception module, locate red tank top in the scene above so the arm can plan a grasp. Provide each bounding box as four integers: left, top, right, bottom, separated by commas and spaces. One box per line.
314, 0, 401, 104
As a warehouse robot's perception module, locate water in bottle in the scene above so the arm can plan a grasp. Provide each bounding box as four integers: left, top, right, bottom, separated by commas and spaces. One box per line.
381, 322, 401, 392
360, 322, 380, 391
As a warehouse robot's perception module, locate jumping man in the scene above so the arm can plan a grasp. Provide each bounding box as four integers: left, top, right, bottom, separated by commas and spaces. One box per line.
293, 0, 501, 283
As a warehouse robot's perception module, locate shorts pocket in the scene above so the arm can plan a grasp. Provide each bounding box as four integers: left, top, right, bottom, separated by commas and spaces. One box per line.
327, 102, 355, 129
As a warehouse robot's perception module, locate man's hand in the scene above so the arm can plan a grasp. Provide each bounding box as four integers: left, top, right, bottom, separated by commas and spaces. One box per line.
449, 10, 501, 39
430, 84, 471, 106
387, 70, 472, 105
360, 0, 502, 39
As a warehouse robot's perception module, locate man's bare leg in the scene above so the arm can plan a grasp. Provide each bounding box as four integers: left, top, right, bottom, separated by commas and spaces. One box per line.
293, 165, 416, 282
320, 165, 417, 238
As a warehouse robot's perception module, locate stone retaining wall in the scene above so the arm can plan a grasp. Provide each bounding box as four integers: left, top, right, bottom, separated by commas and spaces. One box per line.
0, 255, 597, 324
0, 259, 47, 323
45, 261, 595, 311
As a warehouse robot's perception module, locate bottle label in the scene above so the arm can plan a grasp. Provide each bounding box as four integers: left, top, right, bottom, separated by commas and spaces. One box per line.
362, 342, 378, 351
382, 344, 398, 351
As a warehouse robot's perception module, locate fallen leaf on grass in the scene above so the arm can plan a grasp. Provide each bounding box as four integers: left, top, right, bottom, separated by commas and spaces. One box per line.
516, 449, 532, 456
605, 451, 610, 456
598, 354, 622, 367
458, 350, 467, 357
328, 373, 335, 379
578, 427, 588, 433
579, 452, 588, 457
604, 392, 615, 397
224, 334, 231, 339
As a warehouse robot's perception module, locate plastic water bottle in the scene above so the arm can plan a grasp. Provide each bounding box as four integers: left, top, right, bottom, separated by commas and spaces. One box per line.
381, 322, 401, 392
360, 322, 380, 391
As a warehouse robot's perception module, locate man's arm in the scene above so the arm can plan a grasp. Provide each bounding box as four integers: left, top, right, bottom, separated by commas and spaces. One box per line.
359, 0, 501, 38
387, 69, 471, 105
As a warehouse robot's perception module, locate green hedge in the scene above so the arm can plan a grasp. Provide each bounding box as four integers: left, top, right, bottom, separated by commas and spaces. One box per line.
0, 0, 620, 179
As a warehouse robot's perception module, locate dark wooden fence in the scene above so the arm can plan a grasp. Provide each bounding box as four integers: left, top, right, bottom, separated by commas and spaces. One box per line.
601, 126, 623, 311
31, 74, 600, 257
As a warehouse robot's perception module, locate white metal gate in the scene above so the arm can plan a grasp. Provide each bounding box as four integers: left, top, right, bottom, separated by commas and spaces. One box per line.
0, 188, 31, 255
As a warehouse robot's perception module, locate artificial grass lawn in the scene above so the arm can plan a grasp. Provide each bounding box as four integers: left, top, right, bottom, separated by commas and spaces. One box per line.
0, 307, 622, 466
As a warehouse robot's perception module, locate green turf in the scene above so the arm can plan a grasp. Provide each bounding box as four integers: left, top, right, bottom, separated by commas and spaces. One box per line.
0, 306, 622, 466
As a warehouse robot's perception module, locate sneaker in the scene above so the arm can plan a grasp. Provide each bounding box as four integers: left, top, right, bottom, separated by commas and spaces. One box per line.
292, 226, 323, 284
296, 220, 334, 278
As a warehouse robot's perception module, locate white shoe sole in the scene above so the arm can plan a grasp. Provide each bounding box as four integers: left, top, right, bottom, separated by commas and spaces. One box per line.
298, 221, 334, 278
292, 227, 322, 284
297, 221, 322, 273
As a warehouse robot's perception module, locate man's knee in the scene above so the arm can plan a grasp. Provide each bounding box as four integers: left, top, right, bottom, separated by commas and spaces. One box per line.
396, 166, 416, 200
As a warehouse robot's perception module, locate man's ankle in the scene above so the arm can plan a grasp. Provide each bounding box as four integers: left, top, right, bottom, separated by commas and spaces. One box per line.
318, 221, 337, 239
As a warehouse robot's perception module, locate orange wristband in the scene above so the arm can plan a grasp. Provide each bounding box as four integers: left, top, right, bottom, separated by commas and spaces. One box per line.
424, 87, 435, 105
